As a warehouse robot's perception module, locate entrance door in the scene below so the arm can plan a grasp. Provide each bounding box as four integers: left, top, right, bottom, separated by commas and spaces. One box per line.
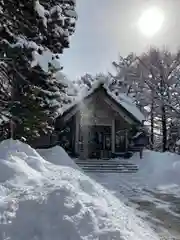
88, 126, 111, 158
88, 127, 101, 158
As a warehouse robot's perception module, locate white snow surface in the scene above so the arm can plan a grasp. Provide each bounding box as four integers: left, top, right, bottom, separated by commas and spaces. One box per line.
65, 9, 78, 18
130, 150, 180, 188
31, 50, 61, 72
106, 150, 180, 203
11, 36, 40, 50
107, 91, 145, 122
89, 150, 180, 238
0, 140, 159, 240
37, 146, 76, 167
176, 139, 180, 145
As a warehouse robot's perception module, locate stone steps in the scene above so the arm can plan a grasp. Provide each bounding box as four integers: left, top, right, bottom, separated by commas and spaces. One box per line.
75, 159, 138, 173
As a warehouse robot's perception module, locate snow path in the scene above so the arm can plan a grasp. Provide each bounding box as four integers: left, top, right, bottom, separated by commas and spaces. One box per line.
87, 151, 180, 239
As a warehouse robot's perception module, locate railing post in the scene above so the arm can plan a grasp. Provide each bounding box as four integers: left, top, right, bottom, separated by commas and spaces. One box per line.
75, 113, 80, 154
111, 119, 115, 153
125, 129, 128, 152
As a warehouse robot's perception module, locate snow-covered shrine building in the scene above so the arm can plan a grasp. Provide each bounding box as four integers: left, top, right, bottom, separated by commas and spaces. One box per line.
54, 83, 145, 159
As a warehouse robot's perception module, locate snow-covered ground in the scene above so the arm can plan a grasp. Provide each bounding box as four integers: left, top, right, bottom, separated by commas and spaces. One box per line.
0, 140, 180, 239
89, 151, 180, 239
0, 140, 160, 240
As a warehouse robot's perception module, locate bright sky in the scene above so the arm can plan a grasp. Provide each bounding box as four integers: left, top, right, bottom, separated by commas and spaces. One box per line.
61, 0, 180, 80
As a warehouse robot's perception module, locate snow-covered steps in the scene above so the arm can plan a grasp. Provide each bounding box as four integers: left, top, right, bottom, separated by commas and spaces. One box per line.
75, 159, 138, 173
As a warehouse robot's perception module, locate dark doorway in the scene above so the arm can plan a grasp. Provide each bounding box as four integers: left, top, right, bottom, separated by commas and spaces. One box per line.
88, 125, 111, 158
115, 130, 127, 152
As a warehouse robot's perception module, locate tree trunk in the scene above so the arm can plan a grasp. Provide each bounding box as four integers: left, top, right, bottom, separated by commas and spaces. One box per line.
159, 61, 167, 152
150, 101, 154, 150
162, 104, 167, 152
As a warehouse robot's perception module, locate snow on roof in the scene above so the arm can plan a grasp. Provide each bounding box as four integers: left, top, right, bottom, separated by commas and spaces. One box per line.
59, 80, 145, 123
106, 90, 145, 122
0, 139, 159, 240
56, 79, 106, 116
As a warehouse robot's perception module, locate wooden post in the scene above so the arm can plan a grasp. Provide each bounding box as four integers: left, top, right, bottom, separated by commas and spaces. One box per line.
111, 119, 115, 153
75, 113, 80, 154
125, 129, 128, 152
82, 126, 89, 159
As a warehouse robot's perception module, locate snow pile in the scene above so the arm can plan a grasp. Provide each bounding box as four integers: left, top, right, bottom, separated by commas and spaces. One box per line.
0, 140, 46, 184
38, 146, 76, 167
156, 184, 180, 197
131, 150, 180, 189
0, 140, 160, 240
108, 150, 180, 202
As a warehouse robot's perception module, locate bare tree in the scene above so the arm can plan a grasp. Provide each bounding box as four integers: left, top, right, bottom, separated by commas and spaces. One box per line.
111, 48, 180, 152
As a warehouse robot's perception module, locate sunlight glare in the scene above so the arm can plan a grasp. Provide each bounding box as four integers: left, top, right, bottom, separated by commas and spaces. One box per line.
138, 7, 164, 37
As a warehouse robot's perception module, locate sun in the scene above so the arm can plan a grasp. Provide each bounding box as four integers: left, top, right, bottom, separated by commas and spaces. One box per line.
138, 7, 164, 37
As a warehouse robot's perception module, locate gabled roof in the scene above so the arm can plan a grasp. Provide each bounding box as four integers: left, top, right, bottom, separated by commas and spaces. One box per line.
105, 88, 145, 123
58, 81, 145, 124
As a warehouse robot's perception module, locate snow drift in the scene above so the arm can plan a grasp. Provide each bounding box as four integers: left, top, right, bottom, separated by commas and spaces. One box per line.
112, 150, 180, 202
0, 139, 160, 240
130, 150, 180, 188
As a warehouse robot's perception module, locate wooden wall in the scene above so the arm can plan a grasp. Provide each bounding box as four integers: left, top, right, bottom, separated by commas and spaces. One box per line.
80, 92, 116, 127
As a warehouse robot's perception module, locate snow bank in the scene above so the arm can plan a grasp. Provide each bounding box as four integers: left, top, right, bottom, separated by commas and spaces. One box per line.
130, 150, 180, 189
0, 140, 160, 240
0, 140, 47, 185
156, 184, 180, 198
37, 145, 77, 167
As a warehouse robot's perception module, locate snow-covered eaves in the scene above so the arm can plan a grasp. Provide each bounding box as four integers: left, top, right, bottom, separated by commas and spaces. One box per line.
106, 90, 145, 123
58, 80, 145, 123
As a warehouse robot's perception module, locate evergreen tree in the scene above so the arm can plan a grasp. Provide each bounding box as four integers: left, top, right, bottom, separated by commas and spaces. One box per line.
0, 0, 77, 142
2, 43, 73, 143
0, 0, 77, 53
